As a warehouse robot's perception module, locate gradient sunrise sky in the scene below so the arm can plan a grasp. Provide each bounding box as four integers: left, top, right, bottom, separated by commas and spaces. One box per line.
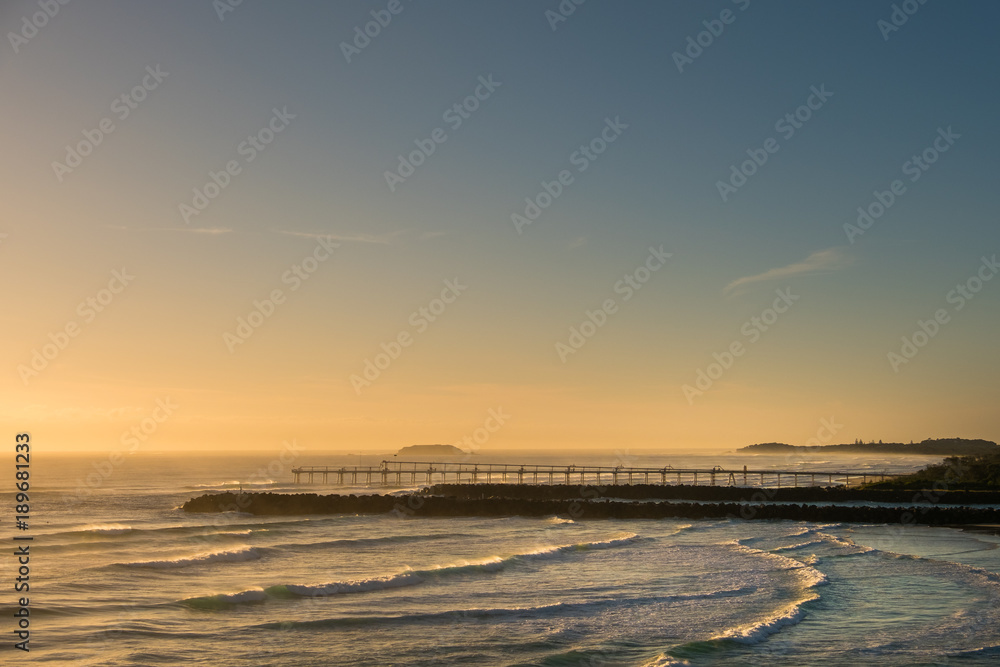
2, 0, 998, 453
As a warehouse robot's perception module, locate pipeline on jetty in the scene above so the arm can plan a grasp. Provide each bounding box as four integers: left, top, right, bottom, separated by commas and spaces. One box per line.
291, 460, 905, 488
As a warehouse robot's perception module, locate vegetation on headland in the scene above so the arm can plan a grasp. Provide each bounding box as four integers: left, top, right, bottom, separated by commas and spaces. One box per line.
739, 437, 998, 456
865, 449, 1000, 490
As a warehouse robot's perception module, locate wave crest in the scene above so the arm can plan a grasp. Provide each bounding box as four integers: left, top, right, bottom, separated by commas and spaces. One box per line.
80, 523, 133, 535
121, 547, 261, 569
714, 597, 817, 645
182, 533, 641, 608
182, 588, 268, 609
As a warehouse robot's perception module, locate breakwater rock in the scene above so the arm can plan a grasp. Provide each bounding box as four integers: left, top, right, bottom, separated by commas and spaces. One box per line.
428, 483, 1000, 505
182, 491, 1000, 525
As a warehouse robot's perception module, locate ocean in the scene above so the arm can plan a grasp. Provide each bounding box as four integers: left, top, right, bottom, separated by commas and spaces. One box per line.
14, 451, 1000, 666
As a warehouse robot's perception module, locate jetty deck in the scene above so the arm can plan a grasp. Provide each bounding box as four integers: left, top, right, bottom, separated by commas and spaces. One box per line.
291, 460, 904, 488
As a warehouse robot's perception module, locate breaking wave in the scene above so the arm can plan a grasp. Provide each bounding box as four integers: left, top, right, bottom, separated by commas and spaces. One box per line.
181, 534, 641, 608
253, 586, 756, 630
119, 547, 262, 569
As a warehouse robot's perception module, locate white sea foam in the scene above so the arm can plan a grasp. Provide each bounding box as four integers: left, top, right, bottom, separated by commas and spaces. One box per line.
123, 547, 261, 569
579, 533, 641, 550
230, 534, 644, 604
187, 479, 277, 490
796, 565, 830, 588
430, 534, 640, 572
815, 531, 876, 555
727, 540, 829, 589
284, 572, 425, 597
213, 588, 267, 603
715, 595, 818, 645
660, 523, 695, 538
712, 539, 830, 644
80, 523, 133, 535
640, 653, 691, 666
771, 539, 825, 552
785, 527, 813, 538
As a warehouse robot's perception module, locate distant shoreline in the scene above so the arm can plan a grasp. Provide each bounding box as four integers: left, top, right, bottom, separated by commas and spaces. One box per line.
738, 438, 997, 457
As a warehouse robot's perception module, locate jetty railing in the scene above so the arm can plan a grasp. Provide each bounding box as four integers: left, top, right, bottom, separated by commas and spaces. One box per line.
290, 461, 906, 488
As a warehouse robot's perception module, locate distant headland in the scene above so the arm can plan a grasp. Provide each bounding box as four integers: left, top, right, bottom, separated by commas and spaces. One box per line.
738, 438, 997, 456
395, 444, 468, 457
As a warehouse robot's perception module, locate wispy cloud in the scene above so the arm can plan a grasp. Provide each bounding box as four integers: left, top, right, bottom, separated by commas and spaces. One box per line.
724, 247, 852, 296
108, 225, 233, 235
271, 229, 407, 244
168, 227, 232, 235
568, 236, 588, 250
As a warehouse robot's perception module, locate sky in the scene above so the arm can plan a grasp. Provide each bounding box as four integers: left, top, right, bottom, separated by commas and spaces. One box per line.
2, 0, 999, 455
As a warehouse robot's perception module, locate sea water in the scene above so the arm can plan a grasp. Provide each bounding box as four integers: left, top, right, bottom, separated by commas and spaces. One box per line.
10, 451, 1000, 666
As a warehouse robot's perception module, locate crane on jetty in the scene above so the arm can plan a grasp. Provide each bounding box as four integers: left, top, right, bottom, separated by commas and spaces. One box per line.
290, 460, 903, 488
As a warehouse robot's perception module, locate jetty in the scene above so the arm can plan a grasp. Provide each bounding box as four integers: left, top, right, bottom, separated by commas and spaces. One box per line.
291, 460, 905, 488
183, 490, 1000, 525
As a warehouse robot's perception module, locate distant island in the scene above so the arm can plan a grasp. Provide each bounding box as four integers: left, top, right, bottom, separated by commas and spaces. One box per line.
738, 438, 997, 457
395, 444, 468, 457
